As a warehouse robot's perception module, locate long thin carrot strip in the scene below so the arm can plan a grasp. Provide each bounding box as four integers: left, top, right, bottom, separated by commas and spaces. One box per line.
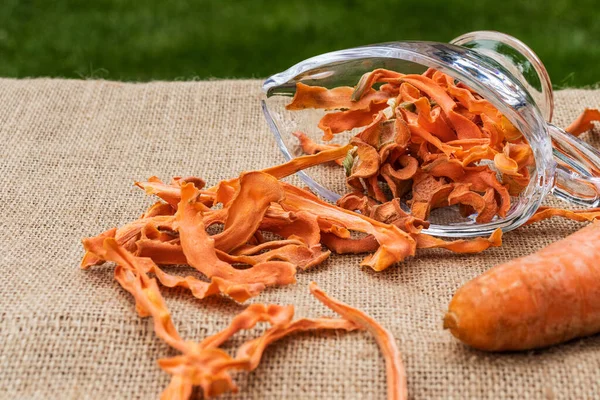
235, 317, 359, 370
102, 238, 186, 350
415, 228, 502, 253
320, 232, 379, 254
565, 108, 600, 136
352, 68, 404, 101
309, 282, 407, 400
286, 82, 390, 111
525, 206, 600, 225
262, 144, 353, 180
318, 102, 388, 141
292, 131, 343, 164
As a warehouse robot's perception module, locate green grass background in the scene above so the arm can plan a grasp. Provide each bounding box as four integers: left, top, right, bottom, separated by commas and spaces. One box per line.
0, 0, 598, 86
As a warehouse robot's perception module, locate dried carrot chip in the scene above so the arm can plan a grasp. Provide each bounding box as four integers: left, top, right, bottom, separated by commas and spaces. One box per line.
292, 131, 343, 164
421, 156, 464, 181
565, 108, 600, 136
347, 138, 380, 180
318, 102, 388, 141
352, 68, 404, 101
525, 206, 600, 225
212, 172, 285, 252
447, 183, 486, 216
414, 228, 502, 253
359, 112, 411, 152
176, 181, 297, 302
286, 82, 390, 111
460, 168, 511, 217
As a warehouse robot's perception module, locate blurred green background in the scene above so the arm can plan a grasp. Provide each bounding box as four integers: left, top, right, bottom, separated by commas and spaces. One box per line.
0, 0, 598, 86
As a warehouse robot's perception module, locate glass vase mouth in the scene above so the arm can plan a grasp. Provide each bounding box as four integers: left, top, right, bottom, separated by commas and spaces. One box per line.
262, 35, 554, 238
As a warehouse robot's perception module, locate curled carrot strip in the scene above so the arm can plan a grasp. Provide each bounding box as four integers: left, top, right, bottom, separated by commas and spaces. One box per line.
365, 175, 388, 203
318, 102, 388, 141
380, 167, 412, 199
142, 201, 175, 218
352, 68, 404, 101
415, 228, 502, 253
412, 97, 456, 142
310, 282, 408, 400
565, 108, 600, 136
421, 156, 465, 181
525, 206, 600, 225
320, 232, 378, 254
447, 183, 486, 216
347, 138, 381, 180
212, 172, 285, 252
262, 143, 353, 180
292, 131, 343, 164
286, 82, 390, 111
382, 155, 419, 181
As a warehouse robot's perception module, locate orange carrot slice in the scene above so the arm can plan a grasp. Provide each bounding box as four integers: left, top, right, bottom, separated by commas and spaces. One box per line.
565, 108, 600, 136
292, 131, 342, 163
415, 228, 502, 253
286, 82, 390, 111
352, 68, 404, 101
318, 102, 388, 140
310, 282, 408, 400
525, 206, 600, 225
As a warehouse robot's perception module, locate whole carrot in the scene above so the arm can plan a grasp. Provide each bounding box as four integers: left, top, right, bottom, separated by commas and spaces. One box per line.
444, 221, 600, 351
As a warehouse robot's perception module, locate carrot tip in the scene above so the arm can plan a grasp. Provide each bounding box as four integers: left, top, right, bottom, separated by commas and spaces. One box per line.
443, 311, 458, 331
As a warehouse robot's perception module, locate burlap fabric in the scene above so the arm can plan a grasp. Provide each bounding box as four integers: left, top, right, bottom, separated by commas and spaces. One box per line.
1, 78, 599, 400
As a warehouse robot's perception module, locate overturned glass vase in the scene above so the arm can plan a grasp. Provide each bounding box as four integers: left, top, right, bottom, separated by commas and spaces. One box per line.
262, 31, 600, 237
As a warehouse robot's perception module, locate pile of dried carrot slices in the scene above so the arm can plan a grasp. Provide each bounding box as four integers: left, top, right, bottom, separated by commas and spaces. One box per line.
82, 146, 505, 399
82, 68, 600, 399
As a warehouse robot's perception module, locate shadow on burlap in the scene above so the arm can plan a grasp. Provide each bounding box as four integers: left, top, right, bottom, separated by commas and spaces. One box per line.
0, 79, 598, 399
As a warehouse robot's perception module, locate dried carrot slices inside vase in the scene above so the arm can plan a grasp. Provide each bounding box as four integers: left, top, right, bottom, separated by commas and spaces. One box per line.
286, 68, 537, 227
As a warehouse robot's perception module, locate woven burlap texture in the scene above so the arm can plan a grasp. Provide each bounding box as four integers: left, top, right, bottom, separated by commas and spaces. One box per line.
0, 78, 599, 400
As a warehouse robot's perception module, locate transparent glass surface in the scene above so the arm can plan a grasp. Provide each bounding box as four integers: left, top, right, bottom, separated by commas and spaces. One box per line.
262, 31, 600, 237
